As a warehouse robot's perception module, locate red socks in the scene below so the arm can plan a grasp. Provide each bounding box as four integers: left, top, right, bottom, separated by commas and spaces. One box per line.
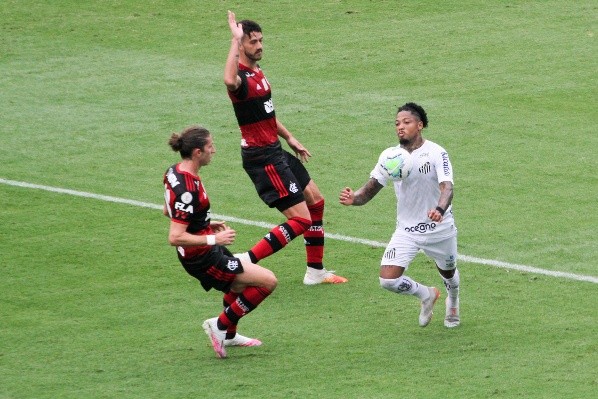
304, 199, 325, 269
218, 287, 272, 330
248, 216, 311, 261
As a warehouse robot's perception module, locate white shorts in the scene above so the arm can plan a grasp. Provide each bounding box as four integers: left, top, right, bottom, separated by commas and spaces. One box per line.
381, 228, 457, 271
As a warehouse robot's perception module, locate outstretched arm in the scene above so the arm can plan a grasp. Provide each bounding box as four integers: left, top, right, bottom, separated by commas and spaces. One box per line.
224, 10, 243, 91
339, 178, 384, 206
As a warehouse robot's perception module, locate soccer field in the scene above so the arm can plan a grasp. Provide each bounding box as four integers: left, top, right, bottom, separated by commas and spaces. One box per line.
1, 1, 596, 398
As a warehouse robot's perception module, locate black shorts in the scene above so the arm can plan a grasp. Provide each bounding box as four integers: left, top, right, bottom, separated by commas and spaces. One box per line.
242, 141, 311, 211
178, 246, 244, 292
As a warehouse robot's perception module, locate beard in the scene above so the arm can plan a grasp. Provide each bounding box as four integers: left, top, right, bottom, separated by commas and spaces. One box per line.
399, 138, 409, 145
247, 51, 262, 61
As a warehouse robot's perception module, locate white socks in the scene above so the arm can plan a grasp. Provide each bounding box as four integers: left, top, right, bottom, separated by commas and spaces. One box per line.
379, 268, 460, 303
442, 268, 460, 306
379, 276, 430, 300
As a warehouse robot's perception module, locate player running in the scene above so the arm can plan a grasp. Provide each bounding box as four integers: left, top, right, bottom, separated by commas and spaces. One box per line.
339, 103, 460, 328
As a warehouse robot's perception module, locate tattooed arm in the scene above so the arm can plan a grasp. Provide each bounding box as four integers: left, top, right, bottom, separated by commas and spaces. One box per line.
339, 178, 384, 206
427, 181, 454, 222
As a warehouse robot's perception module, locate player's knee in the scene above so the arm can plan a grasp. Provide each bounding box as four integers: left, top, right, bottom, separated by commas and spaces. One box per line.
263, 270, 278, 291
288, 216, 311, 234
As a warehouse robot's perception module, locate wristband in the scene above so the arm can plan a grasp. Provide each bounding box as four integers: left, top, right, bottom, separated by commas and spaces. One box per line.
206, 235, 216, 246
435, 206, 445, 216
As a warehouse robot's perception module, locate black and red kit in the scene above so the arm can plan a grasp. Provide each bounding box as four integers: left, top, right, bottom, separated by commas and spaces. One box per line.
227, 63, 310, 211
163, 163, 243, 292
227, 63, 278, 148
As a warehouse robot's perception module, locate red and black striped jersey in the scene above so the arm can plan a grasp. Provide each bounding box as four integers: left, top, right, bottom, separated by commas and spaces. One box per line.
227, 63, 278, 148
163, 163, 212, 258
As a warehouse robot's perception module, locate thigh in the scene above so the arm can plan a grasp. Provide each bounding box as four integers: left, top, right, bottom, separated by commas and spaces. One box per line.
204, 254, 245, 292
302, 179, 324, 206
230, 261, 277, 292
381, 230, 420, 269
244, 158, 305, 210
285, 150, 311, 190
181, 248, 244, 293
421, 235, 458, 271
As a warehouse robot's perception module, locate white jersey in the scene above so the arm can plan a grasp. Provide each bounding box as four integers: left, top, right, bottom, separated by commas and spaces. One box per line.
370, 140, 456, 237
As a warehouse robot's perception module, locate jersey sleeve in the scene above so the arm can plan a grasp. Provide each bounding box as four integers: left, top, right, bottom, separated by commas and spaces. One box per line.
434, 148, 454, 184
229, 71, 248, 100
164, 185, 197, 225
369, 150, 391, 187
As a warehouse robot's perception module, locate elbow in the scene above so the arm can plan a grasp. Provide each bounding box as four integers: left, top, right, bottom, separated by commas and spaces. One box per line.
224, 75, 240, 92
167, 234, 178, 246
223, 77, 236, 91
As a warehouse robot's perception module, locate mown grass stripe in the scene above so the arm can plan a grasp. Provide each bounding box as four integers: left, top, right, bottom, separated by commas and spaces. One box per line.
2, 177, 596, 284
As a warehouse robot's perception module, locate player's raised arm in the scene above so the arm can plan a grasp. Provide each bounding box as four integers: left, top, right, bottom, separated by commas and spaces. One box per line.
224, 10, 243, 91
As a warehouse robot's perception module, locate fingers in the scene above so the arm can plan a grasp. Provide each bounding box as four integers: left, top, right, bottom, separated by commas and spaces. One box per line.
216, 229, 236, 245
427, 210, 443, 222
298, 152, 310, 163
338, 187, 353, 205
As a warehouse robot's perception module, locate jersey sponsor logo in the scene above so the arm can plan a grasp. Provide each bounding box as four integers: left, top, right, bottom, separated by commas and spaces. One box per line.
264, 98, 274, 113
441, 152, 450, 176
175, 201, 194, 214
227, 259, 240, 271
244, 72, 255, 78
404, 222, 437, 233
181, 192, 192, 204
166, 168, 180, 188
419, 161, 431, 174
289, 182, 299, 194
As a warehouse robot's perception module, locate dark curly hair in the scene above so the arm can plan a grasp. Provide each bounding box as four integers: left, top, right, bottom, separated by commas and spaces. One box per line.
239, 19, 262, 36
397, 102, 428, 128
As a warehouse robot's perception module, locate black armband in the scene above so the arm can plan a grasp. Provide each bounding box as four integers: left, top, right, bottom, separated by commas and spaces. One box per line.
435, 206, 445, 216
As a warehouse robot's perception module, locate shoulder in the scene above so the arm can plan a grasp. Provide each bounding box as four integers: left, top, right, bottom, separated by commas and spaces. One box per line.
423, 139, 446, 151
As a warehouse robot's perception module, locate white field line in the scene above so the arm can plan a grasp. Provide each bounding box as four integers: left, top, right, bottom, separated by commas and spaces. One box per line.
2, 178, 597, 284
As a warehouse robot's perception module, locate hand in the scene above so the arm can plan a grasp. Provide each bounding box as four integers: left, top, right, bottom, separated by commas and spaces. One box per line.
216, 226, 236, 245
210, 220, 228, 233
228, 10, 244, 41
427, 208, 444, 222
339, 187, 354, 206
286, 136, 312, 163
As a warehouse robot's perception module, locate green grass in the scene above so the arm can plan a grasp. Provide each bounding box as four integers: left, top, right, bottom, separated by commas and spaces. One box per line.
1, 1, 597, 398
